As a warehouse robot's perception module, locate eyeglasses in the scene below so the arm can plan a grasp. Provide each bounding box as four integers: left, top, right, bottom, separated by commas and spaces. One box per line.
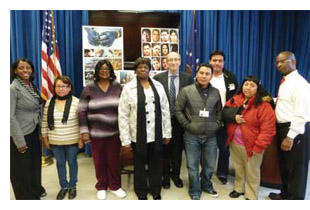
56, 85, 69, 89
275, 59, 291, 65
99, 68, 110, 72
167, 58, 180, 62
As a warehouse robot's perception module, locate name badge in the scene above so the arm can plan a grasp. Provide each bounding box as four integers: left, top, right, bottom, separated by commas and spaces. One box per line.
199, 109, 209, 118
229, 83, 235, 90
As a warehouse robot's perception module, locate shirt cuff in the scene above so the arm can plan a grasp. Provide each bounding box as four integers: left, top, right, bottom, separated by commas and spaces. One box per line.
121, 139, 131, 146
79, 126, 89, 134
287, 130, 298, 140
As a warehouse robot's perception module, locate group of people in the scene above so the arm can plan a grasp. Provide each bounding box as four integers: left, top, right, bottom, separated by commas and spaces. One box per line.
10, 50, 310, 200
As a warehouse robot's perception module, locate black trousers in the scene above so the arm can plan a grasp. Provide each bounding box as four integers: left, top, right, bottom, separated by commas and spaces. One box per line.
215, 126, 229, 177
163, 117, 184, 180
277, 122, 310, 200
10, 126, 45, 200
132, 142, 163, 197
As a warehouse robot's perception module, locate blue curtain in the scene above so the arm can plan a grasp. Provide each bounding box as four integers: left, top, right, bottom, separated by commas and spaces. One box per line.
10, 10, 88, 97
10, 11, 42, 85
10, 10, 310, 98
193, 10, 310, 96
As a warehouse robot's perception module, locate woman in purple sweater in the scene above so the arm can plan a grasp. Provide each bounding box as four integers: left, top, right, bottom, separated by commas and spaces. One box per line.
78, 60, 126, 200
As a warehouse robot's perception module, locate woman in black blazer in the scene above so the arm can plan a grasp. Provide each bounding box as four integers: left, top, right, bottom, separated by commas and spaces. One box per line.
10, 58, 46, 200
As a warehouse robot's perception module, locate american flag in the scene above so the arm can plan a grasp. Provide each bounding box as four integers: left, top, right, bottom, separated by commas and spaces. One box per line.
41, 10, 62, 101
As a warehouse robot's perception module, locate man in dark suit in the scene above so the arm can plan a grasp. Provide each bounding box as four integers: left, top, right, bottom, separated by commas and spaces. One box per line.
153, 52, 193, 189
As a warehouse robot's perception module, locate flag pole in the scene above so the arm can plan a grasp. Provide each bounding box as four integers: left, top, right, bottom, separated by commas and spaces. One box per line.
41, 100, 54, 167
41, 10, 55, 167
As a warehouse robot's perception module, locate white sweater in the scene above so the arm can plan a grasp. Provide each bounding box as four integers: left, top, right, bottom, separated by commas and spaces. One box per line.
41, 96, 80, 145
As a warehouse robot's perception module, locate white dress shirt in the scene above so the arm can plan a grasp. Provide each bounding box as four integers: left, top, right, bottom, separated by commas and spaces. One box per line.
210, 73, 227, 108
276, 70, 310, 139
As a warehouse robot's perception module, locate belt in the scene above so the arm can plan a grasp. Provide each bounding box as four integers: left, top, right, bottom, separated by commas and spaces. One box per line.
276, 122, 291, 129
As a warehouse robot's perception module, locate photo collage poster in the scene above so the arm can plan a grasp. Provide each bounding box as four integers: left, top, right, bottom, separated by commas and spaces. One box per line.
141, 27, 179, 71
82, 26, 124, 86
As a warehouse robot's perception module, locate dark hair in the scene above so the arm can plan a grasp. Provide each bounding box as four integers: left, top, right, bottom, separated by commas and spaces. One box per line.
93, 60, 116, 82
142, 28, 150, 34
170, 44, 178, 52
170, 29, 178, 36
152, 29, 159, 33
161, 43, 169, 54
209, 50, 226, 61
11, 58, 35, 81
133, 57, 151, 71
161, 29, 169, 34
54, 75, 74, 94
143, 43, 151, 48
235, 75, 269, 107
196, 63, 214, 74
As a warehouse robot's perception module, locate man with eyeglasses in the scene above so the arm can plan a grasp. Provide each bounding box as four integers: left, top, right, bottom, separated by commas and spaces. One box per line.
269, 51, 310, 200
209, 50, 239, 185
153, 52, 193, 189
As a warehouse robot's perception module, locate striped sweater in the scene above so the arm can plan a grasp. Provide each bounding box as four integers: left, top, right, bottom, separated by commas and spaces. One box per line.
78, 81, 122, 141
41, 96, 80, 145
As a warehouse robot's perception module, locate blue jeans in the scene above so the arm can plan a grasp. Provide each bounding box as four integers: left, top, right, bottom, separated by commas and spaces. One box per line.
51, 144, 79, 189
216, 127, 229, 177
184, 132, 217, 197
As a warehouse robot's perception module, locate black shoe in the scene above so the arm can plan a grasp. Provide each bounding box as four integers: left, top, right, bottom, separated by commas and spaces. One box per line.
40, 191, 47, 198
172, 177, 183, 188
138, 195, 148, 200
153, 194, 161, 200
204, 189, 219, 198
162, 179, 170, 189
217, 176, 227, 185
268, 192, 282, 200
229, 190, 244, 198
68, 188, 77, 200
57, 189, 68, 200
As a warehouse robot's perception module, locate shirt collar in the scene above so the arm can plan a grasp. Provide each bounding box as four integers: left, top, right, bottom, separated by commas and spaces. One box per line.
284, 69, 298, 81
168, 71, 179, 77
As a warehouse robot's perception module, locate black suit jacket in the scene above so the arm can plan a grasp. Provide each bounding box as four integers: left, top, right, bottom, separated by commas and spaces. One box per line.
153, 71, 193, 102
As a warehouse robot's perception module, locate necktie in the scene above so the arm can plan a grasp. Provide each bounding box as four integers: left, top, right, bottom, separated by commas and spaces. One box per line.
170, 75, 177, 115
276, 77, 285, 106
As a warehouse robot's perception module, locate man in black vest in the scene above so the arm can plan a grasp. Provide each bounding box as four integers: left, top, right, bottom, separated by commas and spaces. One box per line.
153, 52, 193, 189
209, 50, 239, 184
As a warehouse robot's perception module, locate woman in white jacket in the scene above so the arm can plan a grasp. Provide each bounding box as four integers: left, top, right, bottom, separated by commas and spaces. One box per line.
118, 57, 171, 200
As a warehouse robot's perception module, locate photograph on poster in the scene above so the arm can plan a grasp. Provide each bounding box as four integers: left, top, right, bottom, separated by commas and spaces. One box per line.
152, 44, 161, 57
151, 29, 160, 43
119, 71, 135, 85
82, 26, 124, 86
161, 43, 169, 56
142, 28, 151, 42
84, 49, 94, 57
94, 49, 104, 57
152, 57, 161, 71
83, 26, 122, 48
161, 57, 168, 70
170, 44, 178, 52
142, 43, 152, 57
170, 29, 179, 43
141, 27, 179, 71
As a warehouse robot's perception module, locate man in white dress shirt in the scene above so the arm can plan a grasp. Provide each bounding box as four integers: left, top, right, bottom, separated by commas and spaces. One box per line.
269, 51, 310, 200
